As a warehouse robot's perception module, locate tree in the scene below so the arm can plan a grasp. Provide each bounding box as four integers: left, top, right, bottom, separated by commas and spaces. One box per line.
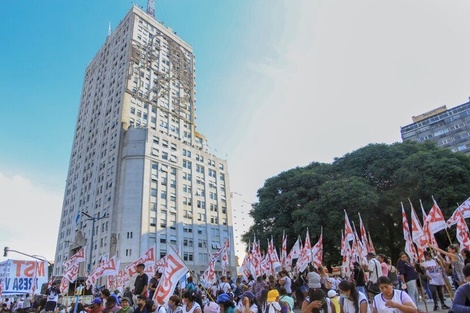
243, 141, 470, 263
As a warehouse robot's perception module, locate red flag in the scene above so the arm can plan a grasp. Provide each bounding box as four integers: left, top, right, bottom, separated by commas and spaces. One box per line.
153, 249, 189, 305
447, 197, 470, 226
420, 200, 438, 246
427, 199, 447, 234
367, 231, 376, 254
64, 264, 79, 283
344, 211, 354, 242
358, 213, 370, 252
311, 229, 323, 268
63, 246, 86, 270
296, 230, 312, 272
401, 204, 418, 262
280, 232, 287, 268
455, 207, 470, 250
59, 277, 70, 295
410, 204, 427, 248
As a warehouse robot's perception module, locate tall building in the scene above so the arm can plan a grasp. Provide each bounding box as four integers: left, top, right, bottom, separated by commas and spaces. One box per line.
400, 99, 470, 155
54, 5, 236, 276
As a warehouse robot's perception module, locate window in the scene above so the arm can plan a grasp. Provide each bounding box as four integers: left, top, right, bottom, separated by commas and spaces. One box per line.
161, 191, 167, 199
160, 235, 166, 243
183, 252, 193, 261
219, 163, 224, 170
127, 232, 133, 239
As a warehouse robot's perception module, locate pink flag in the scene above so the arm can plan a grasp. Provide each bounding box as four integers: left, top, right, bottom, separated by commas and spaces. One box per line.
401, 204, 418, 262
427, 199, 447, 234
153, 249, 189, 305
447, 197, 470, 226
280, 232, 287, 268
344, 211, 354, 242
311, 230, 323, 268
63, 246, 86, 270
358, 213, 369, 252
410, 205, 427, 248
455, 207, 470, 250
59, 277, 69, 295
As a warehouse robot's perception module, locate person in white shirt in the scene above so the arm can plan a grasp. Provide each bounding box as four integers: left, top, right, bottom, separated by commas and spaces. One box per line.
364, 253, 383, 284
278, 270, 292, 295
235, 292, 257, 313
338, 280, 370, 313
422, 251, 450, 311
372, 276, 417, 313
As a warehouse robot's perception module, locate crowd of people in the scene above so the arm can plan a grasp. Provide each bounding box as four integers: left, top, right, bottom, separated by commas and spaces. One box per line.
4, 245, 470, 313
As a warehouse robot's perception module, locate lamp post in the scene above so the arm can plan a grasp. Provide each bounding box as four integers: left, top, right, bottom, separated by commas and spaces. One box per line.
81, 212, 109, 273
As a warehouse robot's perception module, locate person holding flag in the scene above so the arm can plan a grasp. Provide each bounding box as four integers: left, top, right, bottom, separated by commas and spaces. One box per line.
432, 244, 465, 289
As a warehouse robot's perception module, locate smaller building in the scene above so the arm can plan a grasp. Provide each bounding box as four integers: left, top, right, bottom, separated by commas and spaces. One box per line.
400, 99, 470, 155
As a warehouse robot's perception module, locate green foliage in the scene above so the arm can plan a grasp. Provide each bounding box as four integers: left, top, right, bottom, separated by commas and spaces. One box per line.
243, 141, 470, 264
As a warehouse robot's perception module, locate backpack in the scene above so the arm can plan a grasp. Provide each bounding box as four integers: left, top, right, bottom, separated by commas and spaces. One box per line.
387, 266, 398, 284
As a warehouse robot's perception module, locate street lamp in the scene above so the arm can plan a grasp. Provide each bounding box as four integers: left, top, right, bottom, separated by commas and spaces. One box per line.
2, 248, 52, 265
81, 211, 109, 272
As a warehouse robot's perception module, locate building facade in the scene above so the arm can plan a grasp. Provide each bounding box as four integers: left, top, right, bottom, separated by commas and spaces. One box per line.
54, 5, 236, 276
400, 100, 470, 155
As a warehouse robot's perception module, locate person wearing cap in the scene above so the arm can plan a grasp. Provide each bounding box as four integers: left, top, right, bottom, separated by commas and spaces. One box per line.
264, 290, 281, 313
116, 298, 133, 313
86, 299, 104, 313
103, 296, 121, 313
235, 292, 257, 313
326, 291, 339, 313
216, 293, 235, 313
203, 302, 220, 313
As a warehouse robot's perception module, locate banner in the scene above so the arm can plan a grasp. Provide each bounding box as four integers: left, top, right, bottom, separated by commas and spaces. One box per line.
153, 249, 189, 305
0, 260, 48, 294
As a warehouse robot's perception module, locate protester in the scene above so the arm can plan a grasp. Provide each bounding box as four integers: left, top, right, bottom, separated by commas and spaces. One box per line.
422, 251, 450, 311
337, 280, 369, 313
133, 296, 148, 313
351, 262, 367, 298
23, 294, 32, 313
377, 255, 389, 277
182, 292, 202, 313
265, 289, 282, 313
134, 264, 149, 300
216, 293, 235, 313
301, 288, 333, 313
433, 244, 465, 288
372, 276, 417, 313
278, 271, 292, 296
103, 296, 121, 313
45, 282, 60, 312
252, 276, 267, 304
86, 299, 104, 313
219, 277, 232, 294
148, 272, 161, 299
102, 289, 121, 306
307, 266, 322, 291
167, 296, 182, 313
116, 298, 133, 313
234, 291, 257, 313
452, 264, 470, 313
278, 287, 294, 312
462, 249, 470, 266
386, 258, 399, 289
397, 252, 418, 306
326, 291, 339, 313
203, 302, 219, 313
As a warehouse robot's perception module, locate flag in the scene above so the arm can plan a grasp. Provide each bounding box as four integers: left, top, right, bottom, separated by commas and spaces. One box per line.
427, 199, 447, 234
344, 211, 354, 242
401, 203, 418, 262
367, 231, 376, 254
410, 204, 427, 248
447, 197, 470, 226
64, 264, 79, 283
153, 249, 189, 305
296, 230, 312, 272
455, 207, 470, 250
420, 200, 438, 246
63, 246, 86, 270
311, 229, 323, 268
221, 238, 230, 276
358, 213, 369, 252
268, 236, 281, 271
280, 232, 287, 268
200, 257, 217, 285
125, 245, 156, 279
59, 277, 69, 295
100, 256, 119, 276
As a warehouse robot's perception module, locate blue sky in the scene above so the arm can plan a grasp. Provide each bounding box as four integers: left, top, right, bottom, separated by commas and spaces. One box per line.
2, 0, 470, 261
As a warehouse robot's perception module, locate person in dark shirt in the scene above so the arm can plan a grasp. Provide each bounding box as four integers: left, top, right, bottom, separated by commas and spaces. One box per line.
134, 296, 147, 313
352, 262, 367, 300
397, 252, 419, 306
148, 272, 161, 300
134, 264, 149, 299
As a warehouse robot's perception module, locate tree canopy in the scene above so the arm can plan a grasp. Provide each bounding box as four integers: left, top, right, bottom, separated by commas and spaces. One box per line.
242, 141, 470, 264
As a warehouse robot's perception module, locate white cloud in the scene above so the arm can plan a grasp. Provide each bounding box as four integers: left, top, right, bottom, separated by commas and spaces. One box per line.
0, 172, 62, 262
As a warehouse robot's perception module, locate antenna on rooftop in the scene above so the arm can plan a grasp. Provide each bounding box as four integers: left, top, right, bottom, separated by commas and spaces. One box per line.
147, 0, 155, 18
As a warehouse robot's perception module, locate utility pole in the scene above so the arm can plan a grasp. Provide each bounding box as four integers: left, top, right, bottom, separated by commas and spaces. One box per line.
81, 212, 109, 273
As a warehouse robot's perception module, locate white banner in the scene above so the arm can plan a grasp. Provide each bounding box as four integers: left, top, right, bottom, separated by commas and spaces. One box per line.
0, 260, 48, 294
153, 249, 189, 305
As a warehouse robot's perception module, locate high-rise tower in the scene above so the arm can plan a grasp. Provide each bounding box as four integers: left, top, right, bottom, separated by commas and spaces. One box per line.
54, 5, 235, 276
